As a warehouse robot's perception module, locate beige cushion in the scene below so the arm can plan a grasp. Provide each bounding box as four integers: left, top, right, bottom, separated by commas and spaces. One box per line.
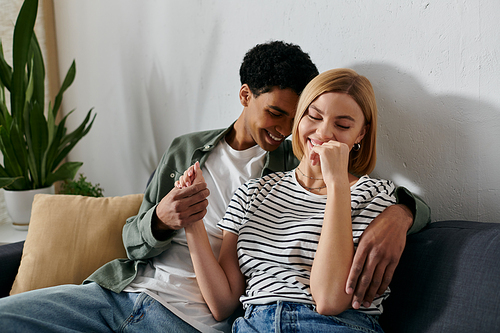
10, 193, 144, 295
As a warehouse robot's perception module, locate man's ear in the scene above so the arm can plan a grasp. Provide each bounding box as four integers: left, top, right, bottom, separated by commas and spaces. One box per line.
239, 84, 252, 107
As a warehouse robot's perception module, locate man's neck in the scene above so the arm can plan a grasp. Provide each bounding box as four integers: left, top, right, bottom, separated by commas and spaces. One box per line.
225, 116, 256, 151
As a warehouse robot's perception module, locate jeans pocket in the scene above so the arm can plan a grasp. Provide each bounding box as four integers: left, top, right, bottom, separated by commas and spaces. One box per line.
243, 305, 254, 319
126, 293, 153, 324
234, 304, 276, 333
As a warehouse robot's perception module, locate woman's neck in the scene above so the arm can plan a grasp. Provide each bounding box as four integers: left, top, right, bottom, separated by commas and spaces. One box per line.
295, 161, 360, 194
295, 162, 327, 194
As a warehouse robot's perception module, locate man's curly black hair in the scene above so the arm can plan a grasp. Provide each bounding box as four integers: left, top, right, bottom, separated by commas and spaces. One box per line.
239, 41, 319, 97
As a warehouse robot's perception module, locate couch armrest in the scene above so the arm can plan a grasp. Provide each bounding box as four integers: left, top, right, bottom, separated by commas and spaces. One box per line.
0, 241, 24, 298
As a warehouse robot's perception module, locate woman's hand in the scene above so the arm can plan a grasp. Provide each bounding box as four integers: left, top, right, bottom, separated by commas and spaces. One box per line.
153, 161, 208, 239
175, 161, 205, 188
310, 140, 350, 185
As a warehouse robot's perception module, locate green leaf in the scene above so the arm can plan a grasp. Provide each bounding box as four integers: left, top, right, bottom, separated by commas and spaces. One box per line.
24, 57, 35, 105
29, 33, 45, 111
0, 164, 28, 190
0, 40, 13, 91
0, 177, 22, 189
45, 161, 82, 185
47, 101, 54, 140
0, 42, 13, 129
43, 111, 67, 173
0, 101, 11, 130
11, 0, 38, 120
3, 177, 29, 190
52, 109, 95, 169
0, 163, 8, 176
52, 60, 76, 119
27, 100, 48, 186
9, 123, 28, 174
0, 125, 23, 176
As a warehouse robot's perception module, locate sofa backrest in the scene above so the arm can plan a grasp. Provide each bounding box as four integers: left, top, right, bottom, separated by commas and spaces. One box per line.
380, 220, 500, 332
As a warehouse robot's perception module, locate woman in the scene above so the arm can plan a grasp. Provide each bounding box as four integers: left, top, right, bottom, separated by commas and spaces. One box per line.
178, 69, 395, 332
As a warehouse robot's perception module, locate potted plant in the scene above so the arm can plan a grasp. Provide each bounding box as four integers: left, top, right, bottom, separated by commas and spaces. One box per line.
59, 174, 104, 198
0, 0, 95, 229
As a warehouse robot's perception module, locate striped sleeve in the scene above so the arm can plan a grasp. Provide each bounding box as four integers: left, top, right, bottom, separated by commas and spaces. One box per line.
351, 177, 397, 245
350, 176, 397, 314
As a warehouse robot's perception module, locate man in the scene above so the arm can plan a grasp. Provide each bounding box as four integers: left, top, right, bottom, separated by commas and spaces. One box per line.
0, 41, 429, 332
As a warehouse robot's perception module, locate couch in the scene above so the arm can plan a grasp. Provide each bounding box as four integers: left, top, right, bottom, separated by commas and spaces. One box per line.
0, 194, 499, 332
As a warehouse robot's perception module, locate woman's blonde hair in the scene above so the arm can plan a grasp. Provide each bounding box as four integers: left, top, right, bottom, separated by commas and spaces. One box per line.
292, 68, 378, 175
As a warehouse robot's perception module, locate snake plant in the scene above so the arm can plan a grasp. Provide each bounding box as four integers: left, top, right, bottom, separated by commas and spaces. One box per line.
0, 0, 95, 190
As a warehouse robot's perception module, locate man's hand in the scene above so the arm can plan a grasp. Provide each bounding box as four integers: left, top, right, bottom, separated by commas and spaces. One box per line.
346, 204, 413, 309
152, 182, 209, 240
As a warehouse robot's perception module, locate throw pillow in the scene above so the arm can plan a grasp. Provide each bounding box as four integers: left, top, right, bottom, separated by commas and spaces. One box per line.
10, 193, 144, 295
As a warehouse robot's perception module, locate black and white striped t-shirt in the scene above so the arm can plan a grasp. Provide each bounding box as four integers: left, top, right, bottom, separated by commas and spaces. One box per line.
217, 170, 396, 315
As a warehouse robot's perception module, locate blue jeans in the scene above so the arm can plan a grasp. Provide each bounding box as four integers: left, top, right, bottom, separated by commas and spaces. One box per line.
233, 301, 384, 333
0, 283, 199, 333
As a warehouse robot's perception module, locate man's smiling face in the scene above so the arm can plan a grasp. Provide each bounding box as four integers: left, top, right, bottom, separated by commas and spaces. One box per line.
240, 86, 299, 152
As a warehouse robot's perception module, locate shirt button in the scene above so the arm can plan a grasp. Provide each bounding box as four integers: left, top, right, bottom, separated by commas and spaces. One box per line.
170, 173, 175, 178
204, 145, 211, 150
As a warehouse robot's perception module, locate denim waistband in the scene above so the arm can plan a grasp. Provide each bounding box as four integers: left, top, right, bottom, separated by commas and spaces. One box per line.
244, 301, 315, 315
238, 301, 383, 333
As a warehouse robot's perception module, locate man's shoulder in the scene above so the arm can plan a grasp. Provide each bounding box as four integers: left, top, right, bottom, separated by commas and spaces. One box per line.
172, 128, 227, 146
275, 139, 293, 153
265, 139, 298, 174
165, 128, 227, 156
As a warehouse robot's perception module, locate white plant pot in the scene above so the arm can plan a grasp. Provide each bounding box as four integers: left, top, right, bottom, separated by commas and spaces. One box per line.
3, 186, 55, 230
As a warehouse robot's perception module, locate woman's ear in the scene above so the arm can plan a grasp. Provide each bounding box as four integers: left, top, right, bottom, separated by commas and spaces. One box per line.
357, 124, 369, 143
239, 84, 252, 107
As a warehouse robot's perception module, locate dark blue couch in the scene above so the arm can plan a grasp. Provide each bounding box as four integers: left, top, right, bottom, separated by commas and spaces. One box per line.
1, 220, 499, 332
379, 220, 500, 332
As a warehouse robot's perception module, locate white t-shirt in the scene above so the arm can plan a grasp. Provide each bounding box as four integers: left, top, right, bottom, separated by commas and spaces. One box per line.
124, 139, 266, 333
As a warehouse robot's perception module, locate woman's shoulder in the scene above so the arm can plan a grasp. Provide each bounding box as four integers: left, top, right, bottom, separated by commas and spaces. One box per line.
352, 175, 396, 196
234, 171, 293, 200
351, 175, 397, 215
245, 171, 291, 188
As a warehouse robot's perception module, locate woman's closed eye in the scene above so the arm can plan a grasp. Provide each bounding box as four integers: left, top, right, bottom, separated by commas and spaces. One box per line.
308, 115, 321, 121
307, 109, 322, 120
336, 124, 351, 129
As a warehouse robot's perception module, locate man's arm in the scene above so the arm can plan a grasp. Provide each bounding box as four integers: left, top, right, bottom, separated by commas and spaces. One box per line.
396, 187, 431, 235
346, 187, 431, 309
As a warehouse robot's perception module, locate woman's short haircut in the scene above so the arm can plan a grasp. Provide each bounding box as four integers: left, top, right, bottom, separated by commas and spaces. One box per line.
292, 68, 378, 176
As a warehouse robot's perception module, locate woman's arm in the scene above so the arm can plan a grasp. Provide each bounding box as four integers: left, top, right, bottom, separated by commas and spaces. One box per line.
180, 162, 245, 321
309, 141, 354, 315
309, 179, 354, 315
185, 225, 245, 321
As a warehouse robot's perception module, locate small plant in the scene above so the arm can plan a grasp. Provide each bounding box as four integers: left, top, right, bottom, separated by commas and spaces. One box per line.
59, 173, 104, 197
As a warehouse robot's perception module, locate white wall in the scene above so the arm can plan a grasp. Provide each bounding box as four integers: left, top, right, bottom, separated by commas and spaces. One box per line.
53, 0, 500, 223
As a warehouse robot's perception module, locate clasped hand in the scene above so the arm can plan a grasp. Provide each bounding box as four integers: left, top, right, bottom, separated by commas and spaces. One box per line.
153, 162, 209, 236
175, 161, 206, 188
